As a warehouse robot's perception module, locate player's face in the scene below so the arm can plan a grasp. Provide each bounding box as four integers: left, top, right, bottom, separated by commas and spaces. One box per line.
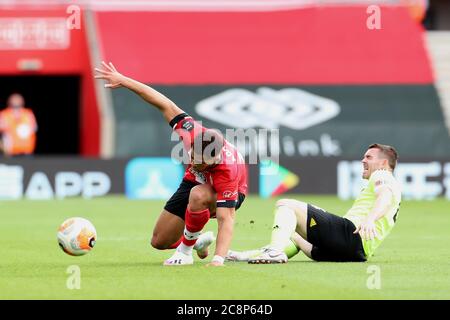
361, 148, 385, 179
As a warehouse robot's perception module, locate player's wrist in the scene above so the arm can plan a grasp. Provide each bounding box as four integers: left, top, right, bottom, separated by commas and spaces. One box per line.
211, 255, 225, 265
120, 75, 132, 88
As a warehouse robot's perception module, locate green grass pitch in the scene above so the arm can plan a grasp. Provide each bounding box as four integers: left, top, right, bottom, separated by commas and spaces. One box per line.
1, 196, 449, 299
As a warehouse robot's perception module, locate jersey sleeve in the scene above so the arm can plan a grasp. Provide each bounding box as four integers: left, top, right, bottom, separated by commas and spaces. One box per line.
213, 169, 239, 208
169, 113, 205, 149
370, 170, 394, 194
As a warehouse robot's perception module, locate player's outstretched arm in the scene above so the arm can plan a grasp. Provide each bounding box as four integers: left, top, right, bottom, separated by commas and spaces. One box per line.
207, 207, 235, 267
94, 61, 184, 123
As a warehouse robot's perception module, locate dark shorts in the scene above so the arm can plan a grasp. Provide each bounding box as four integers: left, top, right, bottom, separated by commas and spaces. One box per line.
164, 179, 246, 220
307, 204, 366, 262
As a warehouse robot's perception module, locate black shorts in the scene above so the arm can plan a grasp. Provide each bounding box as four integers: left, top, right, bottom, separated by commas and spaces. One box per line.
307, 204, 366, 262
164, 179, 246, 220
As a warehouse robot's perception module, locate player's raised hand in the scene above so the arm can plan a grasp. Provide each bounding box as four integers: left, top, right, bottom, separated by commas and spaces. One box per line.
94, 61, 125, 89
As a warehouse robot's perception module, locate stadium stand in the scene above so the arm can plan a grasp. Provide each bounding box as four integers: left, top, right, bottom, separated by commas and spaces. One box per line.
0, 0, 449, 159
94, 6, 449, 158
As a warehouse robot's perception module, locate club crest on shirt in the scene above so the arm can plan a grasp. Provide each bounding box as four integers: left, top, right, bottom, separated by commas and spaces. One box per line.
189, 167, 206, 184
375, 180, 387, 187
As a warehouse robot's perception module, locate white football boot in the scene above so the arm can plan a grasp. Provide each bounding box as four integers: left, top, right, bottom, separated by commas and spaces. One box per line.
247, 248, 288, 264
193, 231, 215, 259
226, 249, 264, 262
163, 250, 194, 266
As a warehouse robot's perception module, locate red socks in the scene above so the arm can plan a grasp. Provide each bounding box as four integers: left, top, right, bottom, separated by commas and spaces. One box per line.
182, 207, 210, 246
168, 237, 182, 249
165, 208, 210, 250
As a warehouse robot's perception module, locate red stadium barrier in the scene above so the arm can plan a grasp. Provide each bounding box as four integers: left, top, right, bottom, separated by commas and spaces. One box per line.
97, 7, 433, 85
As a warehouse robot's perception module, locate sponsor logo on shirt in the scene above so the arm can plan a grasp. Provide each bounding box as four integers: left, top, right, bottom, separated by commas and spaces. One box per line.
223, 190, 238, 198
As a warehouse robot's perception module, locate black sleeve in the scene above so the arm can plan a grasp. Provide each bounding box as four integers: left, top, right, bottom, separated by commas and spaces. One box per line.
169, 113, 190, 129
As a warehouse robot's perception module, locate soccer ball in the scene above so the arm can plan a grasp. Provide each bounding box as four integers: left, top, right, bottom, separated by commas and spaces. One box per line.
57, 217, 97, 256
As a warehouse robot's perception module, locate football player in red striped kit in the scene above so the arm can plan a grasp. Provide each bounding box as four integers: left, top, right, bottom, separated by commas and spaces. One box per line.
95, 62, 248, 267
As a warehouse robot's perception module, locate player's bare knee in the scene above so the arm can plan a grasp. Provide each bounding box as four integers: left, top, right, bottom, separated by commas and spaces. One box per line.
150, 235, 168, 250
189, 185, 213, 210
276, 199, 302, 209
189, 188, 208, 206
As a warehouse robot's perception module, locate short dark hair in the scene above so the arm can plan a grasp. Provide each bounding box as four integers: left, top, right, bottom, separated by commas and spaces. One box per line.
368, 143, 398, 170
192, 129, 224, 163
